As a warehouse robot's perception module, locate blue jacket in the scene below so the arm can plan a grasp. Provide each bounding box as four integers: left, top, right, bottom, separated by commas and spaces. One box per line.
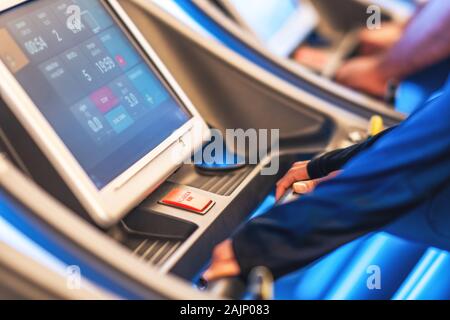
233, 77, 450, 279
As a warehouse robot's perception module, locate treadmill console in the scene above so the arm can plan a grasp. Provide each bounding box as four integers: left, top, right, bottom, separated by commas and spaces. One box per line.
0, 0, 332, 281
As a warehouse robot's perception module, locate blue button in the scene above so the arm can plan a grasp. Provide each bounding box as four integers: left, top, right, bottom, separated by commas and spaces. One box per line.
127, 64, 169, 107
105, 105, 134, 133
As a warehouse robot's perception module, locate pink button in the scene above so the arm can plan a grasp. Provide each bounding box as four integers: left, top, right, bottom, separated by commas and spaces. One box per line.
90, 87, 119, 114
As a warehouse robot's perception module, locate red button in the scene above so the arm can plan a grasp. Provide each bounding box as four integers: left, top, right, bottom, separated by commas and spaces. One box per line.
159, 187, 214, 214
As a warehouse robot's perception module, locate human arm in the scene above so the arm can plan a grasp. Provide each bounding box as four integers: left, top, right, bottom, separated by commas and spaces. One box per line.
337, 0, 450, 97
275, 126, 396, 200
205, 84, 450, 280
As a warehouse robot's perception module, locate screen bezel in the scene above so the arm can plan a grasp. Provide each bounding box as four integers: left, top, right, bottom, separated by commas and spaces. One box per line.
0, 0, 210, 227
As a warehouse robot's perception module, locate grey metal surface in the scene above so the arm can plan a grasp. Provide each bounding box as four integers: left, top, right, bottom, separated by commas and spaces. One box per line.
0, 156, 213, 299
0, 242, 114, 300
168, 165, 255, 196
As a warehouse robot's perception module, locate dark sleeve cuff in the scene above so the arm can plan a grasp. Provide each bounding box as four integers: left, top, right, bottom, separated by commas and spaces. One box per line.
306, 148, 350, 179
307, 151, 337, 179
307, 126, 397, 179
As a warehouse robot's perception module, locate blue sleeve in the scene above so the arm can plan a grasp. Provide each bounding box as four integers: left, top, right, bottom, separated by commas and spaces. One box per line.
233, 86, 450, 279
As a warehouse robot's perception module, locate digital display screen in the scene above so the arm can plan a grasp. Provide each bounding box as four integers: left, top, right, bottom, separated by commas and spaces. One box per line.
228, 0, 299, 42
0, 0, 192, 189
151, 0, 214, 39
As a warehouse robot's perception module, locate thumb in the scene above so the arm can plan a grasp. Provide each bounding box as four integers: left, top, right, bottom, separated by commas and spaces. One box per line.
202, 268, 218, 282
292, 180, 317, 194
203, 261, 240, 282
293, 171, 341, 194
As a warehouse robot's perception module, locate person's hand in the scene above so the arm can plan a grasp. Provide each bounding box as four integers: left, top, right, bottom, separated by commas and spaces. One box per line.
293, 46, 331, 71
204, 164, 341, 281
275, 161, 340, 201
336, 55, 389, 98
276, 161, 310, 201
292, 170, 340, 196
359, 22, 404, 56
203, 240, 241, 282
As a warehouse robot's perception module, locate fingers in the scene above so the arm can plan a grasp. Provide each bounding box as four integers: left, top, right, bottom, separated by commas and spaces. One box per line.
292, 171, 341, 195
275, 161, 310, 201
335, 62, 352, 84
292, 161, 309, 168
203, 240, 241, 282
326, 171, 341, 180
276, 177, 298, 201
293, 46, 330, 70
203, 260, 241, 282
275, 162, 340, 201
212, 240, 235, 261
292, 180, 317, 194
358, 22, 403, 50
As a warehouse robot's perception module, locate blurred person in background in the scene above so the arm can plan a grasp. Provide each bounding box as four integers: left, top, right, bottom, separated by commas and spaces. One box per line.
336, 0, 450, 98
296, 0, 450, 100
